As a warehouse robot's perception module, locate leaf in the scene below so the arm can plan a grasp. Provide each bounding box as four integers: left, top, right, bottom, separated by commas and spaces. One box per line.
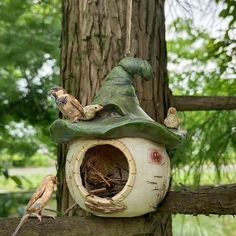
10, 175, 23, 188
219, 9, 228, 18
2, 169, 9, 178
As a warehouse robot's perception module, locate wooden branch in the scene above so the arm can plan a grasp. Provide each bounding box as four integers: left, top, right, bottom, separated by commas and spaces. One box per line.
1, 184, 235, 235
0, 215, 159, 236
172, 96, 236, 111
158, 184, 236, 215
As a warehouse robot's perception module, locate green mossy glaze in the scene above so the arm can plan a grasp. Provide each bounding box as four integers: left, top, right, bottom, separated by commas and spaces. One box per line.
92, 57, 153, 119
50, 57, 184, 149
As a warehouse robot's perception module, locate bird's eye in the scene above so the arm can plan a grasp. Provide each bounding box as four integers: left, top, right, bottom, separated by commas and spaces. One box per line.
95, 106, 98, 109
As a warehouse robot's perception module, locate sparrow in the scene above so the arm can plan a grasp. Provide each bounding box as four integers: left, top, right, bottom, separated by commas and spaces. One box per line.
164, 107, 180, 129
13, 175, 56, 236
80, 104, 104, 121
49, 86, 103, 122
49, 86, 84, 122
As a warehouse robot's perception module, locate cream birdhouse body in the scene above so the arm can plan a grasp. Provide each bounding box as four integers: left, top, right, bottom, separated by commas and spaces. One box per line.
66, 138, 170, 217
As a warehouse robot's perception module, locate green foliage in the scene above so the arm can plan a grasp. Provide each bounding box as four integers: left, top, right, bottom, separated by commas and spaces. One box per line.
0, 0, 61, 171
171, 110, 236, 185
0, 192, 30, 217
168, 2, 236, 185
168, 18, 235, 96
0, 191, 56, 217
173, 214, 236, 236
0, 173, 56, 217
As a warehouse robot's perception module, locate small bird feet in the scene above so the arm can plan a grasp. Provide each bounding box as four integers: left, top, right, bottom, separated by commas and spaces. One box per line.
30, 213, 42, 222
72, 117, 80, 123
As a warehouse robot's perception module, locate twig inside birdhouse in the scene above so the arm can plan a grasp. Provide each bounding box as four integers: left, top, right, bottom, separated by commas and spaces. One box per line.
89, 166, 111, 187
80, 145, 129, 198
89, 187, 107, 194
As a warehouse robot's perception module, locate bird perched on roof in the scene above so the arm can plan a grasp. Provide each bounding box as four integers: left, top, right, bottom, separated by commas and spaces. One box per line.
81, 104, 104, 121
164, 107, 180, 129
49, 86, 84, 122
13, 175, 56, 236
49, 86, 103, 122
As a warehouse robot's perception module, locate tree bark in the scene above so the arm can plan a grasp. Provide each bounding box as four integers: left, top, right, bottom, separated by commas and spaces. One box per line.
59, 0, 172, 235
172, 96, 236, 111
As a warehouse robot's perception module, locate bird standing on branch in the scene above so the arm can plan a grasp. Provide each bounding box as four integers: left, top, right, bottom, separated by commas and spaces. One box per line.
49, 86, 103, 122
164, 107, 180, 129
13, 175, 56, 236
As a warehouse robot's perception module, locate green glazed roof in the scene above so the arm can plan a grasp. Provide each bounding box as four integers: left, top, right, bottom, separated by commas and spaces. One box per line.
50, 57, 184, 149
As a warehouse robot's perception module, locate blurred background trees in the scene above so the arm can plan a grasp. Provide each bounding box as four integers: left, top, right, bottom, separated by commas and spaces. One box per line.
0, 0, 60, 176
166, 0, 236, 186
0, 0, 235, 235
0, 0, 60, 217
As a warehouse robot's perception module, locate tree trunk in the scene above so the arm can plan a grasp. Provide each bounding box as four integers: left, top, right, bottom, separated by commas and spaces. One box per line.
58, 0, 172, 235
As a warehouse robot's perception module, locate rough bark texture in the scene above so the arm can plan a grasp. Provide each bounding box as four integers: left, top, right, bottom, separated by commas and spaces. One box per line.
60, 0, 170, 121
130, 0, 171, 122
0, 215, 164, 236
58, 0, 171, 235
159, 183, 236, 215
3, 183, 236, 236
172, 96, 236, 111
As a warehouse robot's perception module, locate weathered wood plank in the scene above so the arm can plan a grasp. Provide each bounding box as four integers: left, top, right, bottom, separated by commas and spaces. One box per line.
159, 184, 236, 215
1, 184, 236, 236
172, 96, 236, 111
0, 215, 159, 236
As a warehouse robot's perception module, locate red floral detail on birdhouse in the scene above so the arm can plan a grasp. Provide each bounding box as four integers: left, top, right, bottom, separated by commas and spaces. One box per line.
148, 149, 163, 165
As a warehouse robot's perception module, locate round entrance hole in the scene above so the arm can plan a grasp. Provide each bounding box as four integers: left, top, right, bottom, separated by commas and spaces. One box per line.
80, 144, 129, 198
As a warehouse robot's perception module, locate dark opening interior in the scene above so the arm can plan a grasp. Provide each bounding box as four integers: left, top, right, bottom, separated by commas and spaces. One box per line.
80, 144, 129, 198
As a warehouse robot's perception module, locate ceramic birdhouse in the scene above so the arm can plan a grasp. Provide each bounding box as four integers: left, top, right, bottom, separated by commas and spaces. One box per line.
50, 57, 184, 217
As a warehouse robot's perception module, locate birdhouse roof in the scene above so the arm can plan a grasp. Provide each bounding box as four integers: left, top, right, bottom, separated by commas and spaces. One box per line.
50, 57, 184, 149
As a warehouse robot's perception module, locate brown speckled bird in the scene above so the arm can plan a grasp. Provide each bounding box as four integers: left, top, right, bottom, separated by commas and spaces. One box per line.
164, 107, 180, 129
49, 86, 103, 122
49, 86, 84, 122
13, 175, 56, 236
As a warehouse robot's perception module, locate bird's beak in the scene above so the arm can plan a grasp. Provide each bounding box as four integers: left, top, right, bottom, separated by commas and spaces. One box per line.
99, 104, 104, 111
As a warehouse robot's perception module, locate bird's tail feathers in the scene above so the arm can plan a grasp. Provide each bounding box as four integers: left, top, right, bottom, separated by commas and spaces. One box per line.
12, 214, 30, 236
